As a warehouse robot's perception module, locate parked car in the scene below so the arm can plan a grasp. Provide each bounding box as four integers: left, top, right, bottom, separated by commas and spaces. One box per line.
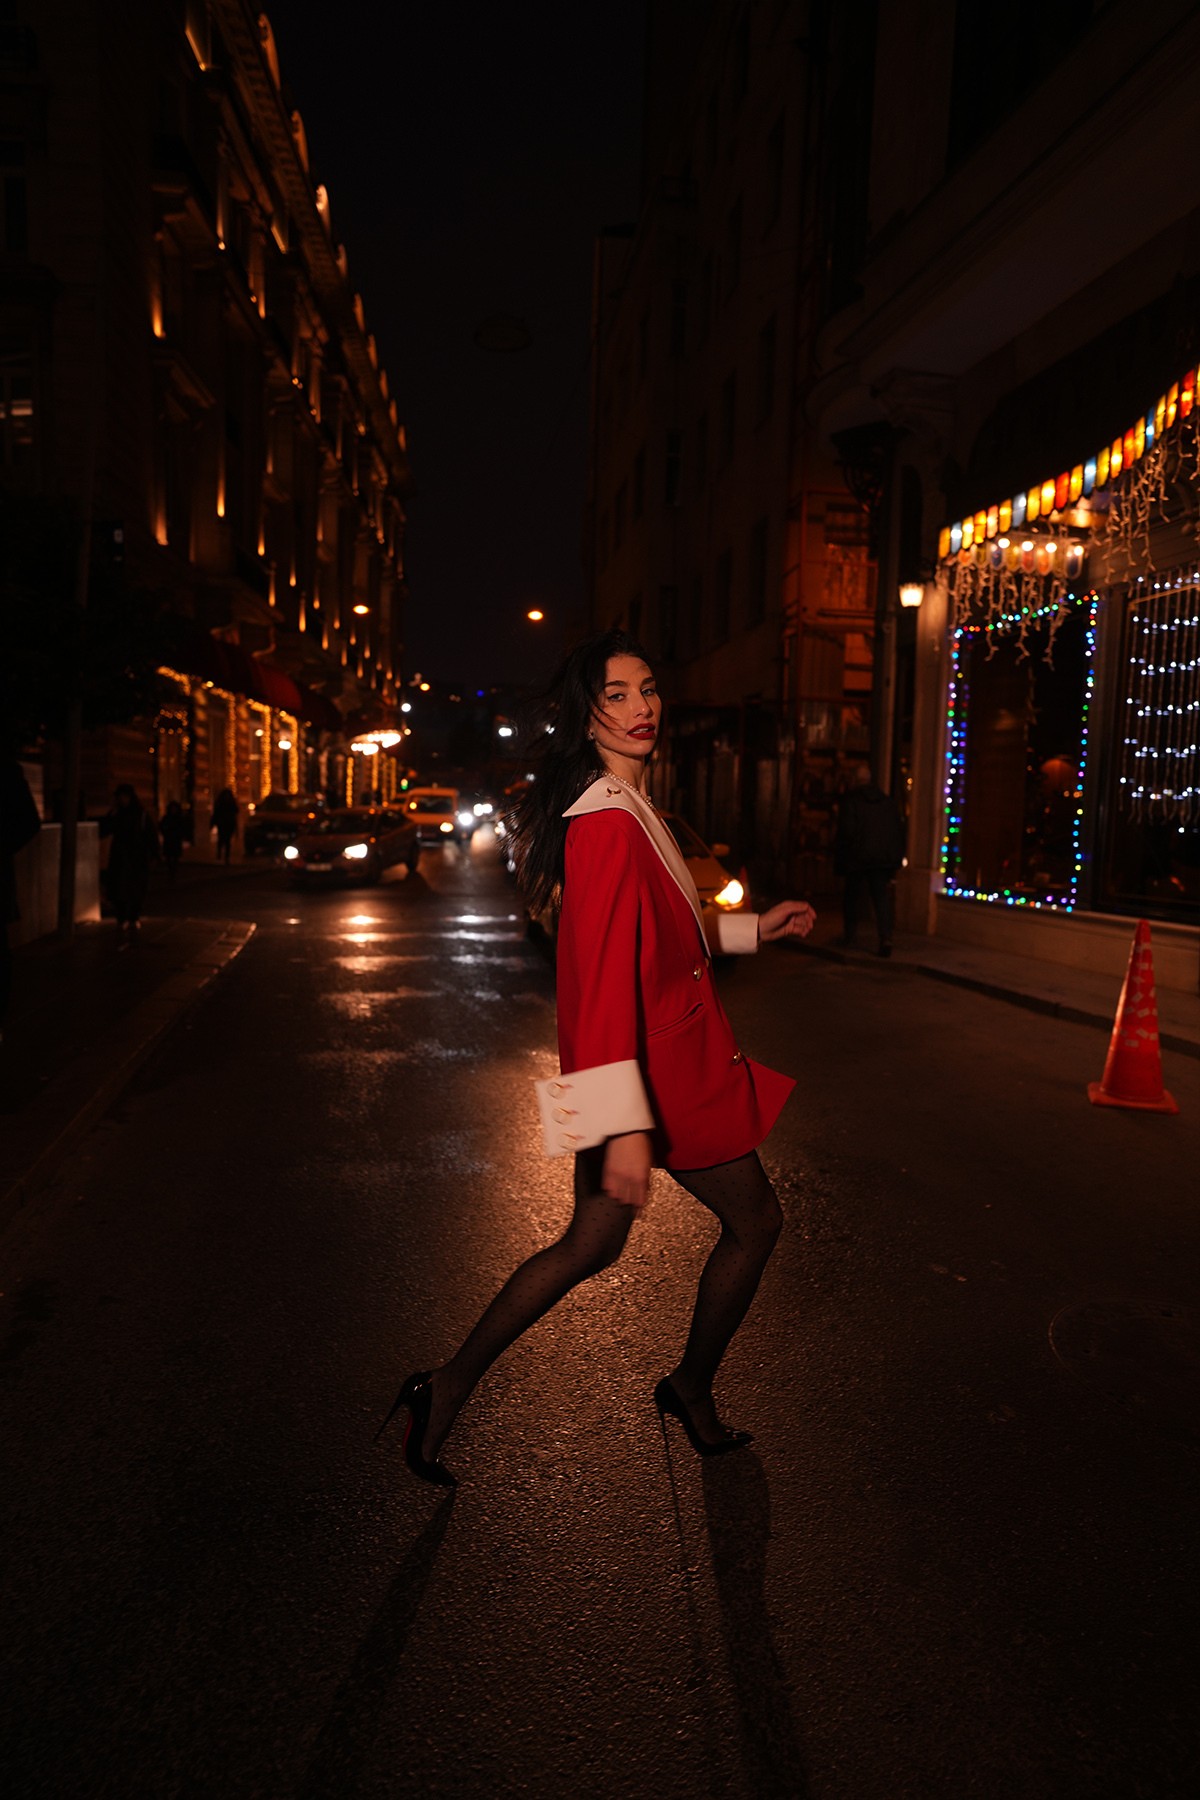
399, 787, 474, 844
244, 791, 325, 856
283, 807, 420, 885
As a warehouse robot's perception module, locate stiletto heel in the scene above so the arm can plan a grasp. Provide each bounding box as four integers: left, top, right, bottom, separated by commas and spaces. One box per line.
375, 1370, 457, 1487
653, 1376, 752, 1458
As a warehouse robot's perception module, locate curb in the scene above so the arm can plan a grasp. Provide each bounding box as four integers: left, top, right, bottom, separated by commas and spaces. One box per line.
794, 940, 1200, 1062
0, 920, 256, 1233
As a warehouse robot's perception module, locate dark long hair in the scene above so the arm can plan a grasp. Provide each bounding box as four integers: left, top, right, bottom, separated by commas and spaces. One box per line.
508, 627, 649, 917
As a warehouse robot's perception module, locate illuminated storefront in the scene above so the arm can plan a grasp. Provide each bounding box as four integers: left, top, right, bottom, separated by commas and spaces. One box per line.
935, 363, 1200, 929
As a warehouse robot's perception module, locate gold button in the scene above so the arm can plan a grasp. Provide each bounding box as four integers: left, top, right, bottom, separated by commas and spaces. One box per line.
731, 1050, 742, 1064
692, 964, 703, 981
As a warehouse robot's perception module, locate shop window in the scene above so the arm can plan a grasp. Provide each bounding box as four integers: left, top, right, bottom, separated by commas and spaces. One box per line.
0, 342, 34, 473
1101, 575, 1200, 920
943, 594, 1096, 908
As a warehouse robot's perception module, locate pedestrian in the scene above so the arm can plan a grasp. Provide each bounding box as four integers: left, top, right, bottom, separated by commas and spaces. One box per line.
210, 786, 239, 864
1, 752, 41, 1035
101, 784, 158, 942
834, 764, 906, 956
378, 629, 816, 1485
159, 799, 188, 886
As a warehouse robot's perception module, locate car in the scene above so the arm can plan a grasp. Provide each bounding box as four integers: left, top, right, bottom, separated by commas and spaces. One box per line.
525, 808, 748, 942
659, 812, 750, 914
398, 787, 474, 845
283, 807, 420, 884
243, 791, 325, 856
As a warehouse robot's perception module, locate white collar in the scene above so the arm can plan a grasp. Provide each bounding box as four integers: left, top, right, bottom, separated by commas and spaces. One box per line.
563, 776, 707, 949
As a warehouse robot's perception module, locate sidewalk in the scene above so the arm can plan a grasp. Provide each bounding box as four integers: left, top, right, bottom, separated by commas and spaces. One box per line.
0, 912, 255, 1227
790, 905, 1200, 1058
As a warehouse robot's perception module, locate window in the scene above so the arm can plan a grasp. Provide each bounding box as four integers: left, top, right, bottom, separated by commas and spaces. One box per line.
0, 140, 27, 254
659, 584, 678, 659
670, 280, 687, 359
664, 428, 682, 507
694, 413, 709, 490
756, 316, 777, 423
698, 256, 713, 345
714, 549, 732, 642
685, 574, 703, 658
0, 341, 35, 472
724, 197, 743, 296
719, 373, 736, 467
765, 116, 784, 231
748, 517, 768, 624
613, 480, 627, 549
632, 444, 645, 521
732, 9, 751, 102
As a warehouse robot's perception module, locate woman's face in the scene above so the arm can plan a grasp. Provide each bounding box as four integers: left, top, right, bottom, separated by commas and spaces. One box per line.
591, 655, 661, 764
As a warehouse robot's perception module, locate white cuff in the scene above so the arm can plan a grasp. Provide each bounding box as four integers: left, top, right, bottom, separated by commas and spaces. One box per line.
703, 909, 759, 955
535, 1059, 655, 1157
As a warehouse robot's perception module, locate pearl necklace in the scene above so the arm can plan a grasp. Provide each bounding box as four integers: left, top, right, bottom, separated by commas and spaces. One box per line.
598, 767, 651, 802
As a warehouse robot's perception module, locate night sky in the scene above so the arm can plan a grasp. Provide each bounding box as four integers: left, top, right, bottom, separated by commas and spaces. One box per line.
265, 1, 647, 691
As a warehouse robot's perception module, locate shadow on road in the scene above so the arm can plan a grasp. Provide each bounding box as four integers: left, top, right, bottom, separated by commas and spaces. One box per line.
297, 1494, 455, 1796
703, 1451, 810, 1798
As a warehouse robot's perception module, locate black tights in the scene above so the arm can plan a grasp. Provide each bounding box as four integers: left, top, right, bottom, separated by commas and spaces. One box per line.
425, 1149, 782, 1453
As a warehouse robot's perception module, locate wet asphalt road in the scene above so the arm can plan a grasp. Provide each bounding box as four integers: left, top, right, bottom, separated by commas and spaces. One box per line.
2, 833, 1198, 1799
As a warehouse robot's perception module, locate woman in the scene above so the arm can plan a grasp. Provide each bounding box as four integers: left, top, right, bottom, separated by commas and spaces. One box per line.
210, 787, 239, 864
102, 784, 159, 940
379, 630, 815, 1484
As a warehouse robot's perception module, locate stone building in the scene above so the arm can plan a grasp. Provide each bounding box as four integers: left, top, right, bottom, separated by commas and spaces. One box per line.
2, 0, 410, 843
813, 0, 1200, 990
586, 1, 879, 892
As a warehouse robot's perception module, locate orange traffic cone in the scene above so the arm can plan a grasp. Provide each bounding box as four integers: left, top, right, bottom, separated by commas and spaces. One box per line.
1087, 920, 1178, 1114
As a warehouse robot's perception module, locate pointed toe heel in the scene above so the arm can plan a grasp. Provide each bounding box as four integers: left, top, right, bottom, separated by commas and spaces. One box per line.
375, 1370, 457, 1488
653, 1376, 752, 1458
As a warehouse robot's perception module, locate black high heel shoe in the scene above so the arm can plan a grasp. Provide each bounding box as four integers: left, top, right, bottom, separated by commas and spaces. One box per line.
653, 1376, 753, 1458
374, 1370, 457, 1487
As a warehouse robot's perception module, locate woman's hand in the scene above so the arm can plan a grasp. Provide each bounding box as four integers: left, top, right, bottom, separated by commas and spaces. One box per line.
602, 1131, 653, 1210
758, 900, 817, 943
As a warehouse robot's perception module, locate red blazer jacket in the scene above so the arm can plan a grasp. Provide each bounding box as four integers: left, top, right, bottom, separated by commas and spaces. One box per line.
537, 778, 794, 1171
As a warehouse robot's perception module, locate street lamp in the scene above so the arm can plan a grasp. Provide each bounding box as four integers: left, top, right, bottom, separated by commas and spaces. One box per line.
898, 581, 924, 609
526, 609, 544, 622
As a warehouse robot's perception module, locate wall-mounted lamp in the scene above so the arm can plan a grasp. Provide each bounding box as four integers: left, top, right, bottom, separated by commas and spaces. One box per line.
898, 581, 925, 609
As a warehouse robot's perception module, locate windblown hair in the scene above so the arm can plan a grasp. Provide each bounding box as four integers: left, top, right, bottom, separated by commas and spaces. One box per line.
508, 628, 650, 918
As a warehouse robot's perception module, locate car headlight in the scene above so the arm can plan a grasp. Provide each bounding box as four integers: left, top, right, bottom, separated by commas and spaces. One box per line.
342, 842, 371, 860
282, 845, 299, 861
713, 878, 745, 908
439, 821, 454, 834
457, 811, 475, 828
474, 802, 493, 816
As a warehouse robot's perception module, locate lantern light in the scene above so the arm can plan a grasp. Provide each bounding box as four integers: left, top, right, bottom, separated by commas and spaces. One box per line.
898, 582, 924, 609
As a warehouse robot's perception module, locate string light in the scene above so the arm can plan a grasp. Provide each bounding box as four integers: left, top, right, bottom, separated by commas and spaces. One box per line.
940, 590, 1100, 913
1118, 566, 1200, 820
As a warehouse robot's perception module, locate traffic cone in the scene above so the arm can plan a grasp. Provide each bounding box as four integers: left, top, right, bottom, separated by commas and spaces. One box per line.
1087, 920, 1178, 1114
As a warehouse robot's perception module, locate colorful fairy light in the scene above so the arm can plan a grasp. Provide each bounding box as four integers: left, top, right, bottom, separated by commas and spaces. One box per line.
939, 356, 1200, 561
940, 590, 1100, 913
1118, 567, 1200, 822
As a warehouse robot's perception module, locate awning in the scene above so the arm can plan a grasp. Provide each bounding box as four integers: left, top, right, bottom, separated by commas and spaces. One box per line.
253, 661, 304, 713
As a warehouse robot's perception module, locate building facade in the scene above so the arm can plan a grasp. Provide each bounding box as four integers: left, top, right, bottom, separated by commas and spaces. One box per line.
2, 0, 411, 844
813, 0, 1200, 990
587, 1, 879, 893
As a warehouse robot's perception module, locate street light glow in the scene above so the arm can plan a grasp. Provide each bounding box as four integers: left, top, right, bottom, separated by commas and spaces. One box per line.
526, 608, 544, 621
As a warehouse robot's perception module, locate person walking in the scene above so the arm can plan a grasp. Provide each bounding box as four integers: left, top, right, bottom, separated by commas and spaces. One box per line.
159, 799, 188, 886
101, 785, 158, 942
1, 753, 41, 1034
210, 786, 239, 864
834, 764, 906, 956
378, 629, 816, 1486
